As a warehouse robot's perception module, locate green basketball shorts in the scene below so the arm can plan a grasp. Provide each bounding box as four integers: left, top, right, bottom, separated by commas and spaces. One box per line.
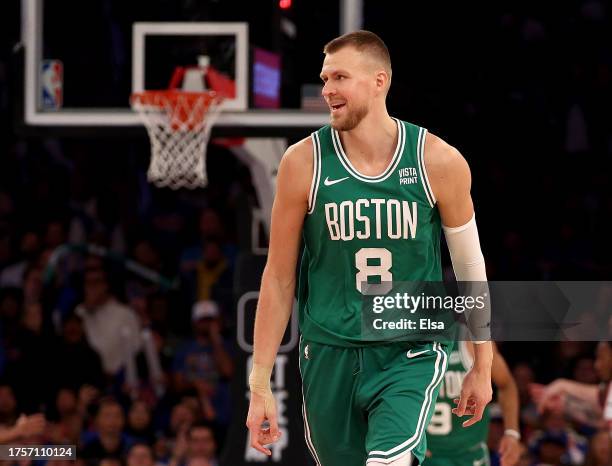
423, 442, 490, 466
299, 339, 450, 466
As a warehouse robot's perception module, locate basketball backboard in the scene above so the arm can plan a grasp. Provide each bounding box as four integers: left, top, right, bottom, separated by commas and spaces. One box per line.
19, 0, 363, 136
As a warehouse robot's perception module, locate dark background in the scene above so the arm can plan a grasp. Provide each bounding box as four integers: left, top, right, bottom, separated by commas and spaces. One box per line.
0, 1, 610, 466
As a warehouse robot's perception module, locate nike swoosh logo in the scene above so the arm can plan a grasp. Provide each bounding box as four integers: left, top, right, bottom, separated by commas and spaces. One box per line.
324, 176, 349, 186
406, 349, 429, 359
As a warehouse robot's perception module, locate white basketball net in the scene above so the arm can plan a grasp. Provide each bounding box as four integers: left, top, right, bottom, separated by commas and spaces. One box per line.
131, 92, 223, 189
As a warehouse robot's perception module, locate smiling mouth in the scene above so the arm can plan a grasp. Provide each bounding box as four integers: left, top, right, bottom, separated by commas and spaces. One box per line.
330, 103, 346, 112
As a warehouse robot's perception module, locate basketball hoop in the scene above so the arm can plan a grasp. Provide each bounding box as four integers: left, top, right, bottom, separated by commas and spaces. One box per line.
130, 89, 224, 189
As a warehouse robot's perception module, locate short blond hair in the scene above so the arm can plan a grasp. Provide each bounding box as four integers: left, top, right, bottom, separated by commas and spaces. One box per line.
323, 30, 391, 75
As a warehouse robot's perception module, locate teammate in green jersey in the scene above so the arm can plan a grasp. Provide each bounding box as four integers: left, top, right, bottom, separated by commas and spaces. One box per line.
246, 30, 493, 466
425, 341, 521, 466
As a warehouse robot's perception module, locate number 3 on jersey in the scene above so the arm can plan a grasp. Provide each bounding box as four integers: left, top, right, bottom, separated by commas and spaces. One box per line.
355, 248, 393, 295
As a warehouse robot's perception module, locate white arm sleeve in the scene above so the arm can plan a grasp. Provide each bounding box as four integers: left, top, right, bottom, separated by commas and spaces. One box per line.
443, 214, 491, 343
442, 214, 487, 281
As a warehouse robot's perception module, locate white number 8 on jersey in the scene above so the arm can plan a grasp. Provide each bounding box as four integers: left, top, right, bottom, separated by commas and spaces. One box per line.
355, 247, 393, 295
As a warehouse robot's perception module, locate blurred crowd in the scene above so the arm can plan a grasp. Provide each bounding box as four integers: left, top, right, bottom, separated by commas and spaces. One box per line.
0, 1, 611, 466
487, 341, 610, 466
0, 138, 252, 466
0, 195, 244, 466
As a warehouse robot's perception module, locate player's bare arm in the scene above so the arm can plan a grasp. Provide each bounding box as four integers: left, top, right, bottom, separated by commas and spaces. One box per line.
456, 342, 519, 466
490, 344, 521, 466
425, 133, 493, 427
246, 137, 313, 456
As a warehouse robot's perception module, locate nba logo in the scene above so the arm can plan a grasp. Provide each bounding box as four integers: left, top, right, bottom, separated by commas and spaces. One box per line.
40, 60, 63, 110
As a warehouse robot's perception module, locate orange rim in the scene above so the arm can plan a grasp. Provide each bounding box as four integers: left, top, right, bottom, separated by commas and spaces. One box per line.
131, 90, 223, 129
130, 89, 221, 108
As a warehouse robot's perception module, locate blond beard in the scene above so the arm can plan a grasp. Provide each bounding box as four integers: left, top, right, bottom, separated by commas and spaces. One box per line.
331, 103, 368, 131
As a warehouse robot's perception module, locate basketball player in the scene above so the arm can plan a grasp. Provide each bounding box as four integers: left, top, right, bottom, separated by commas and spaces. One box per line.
425, 341, 521, 466
246, 30, 493, 466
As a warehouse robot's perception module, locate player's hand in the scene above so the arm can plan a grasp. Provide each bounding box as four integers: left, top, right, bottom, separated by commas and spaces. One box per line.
498, 435, 521, 466
246, 390, 281, 456
452, 367, 492, 427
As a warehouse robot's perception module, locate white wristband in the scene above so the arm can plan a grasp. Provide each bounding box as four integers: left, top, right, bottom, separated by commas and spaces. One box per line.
504, 429, 521, 440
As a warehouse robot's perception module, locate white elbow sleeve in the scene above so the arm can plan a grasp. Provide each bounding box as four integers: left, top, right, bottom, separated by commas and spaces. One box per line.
443, 214, 491, 343
443, 214, 487, 281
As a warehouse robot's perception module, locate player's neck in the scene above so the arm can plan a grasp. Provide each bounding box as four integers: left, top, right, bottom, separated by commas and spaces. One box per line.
340, 110, 397, 164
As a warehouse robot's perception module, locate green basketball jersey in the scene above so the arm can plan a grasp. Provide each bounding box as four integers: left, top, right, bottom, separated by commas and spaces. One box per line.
297, 119, 442, 346
426, 341, 490, 453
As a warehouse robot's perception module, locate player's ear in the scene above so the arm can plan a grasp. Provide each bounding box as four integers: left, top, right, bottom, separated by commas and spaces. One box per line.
375, 69, 390, 93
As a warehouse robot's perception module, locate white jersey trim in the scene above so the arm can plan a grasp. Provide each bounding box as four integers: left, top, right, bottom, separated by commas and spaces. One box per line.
307, 132, 322, 214
331, 118, 405, 183
366, 451, 413, 465
368, 342, 448, 461
417, 127, 436, 208
298, 336, 323, 466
